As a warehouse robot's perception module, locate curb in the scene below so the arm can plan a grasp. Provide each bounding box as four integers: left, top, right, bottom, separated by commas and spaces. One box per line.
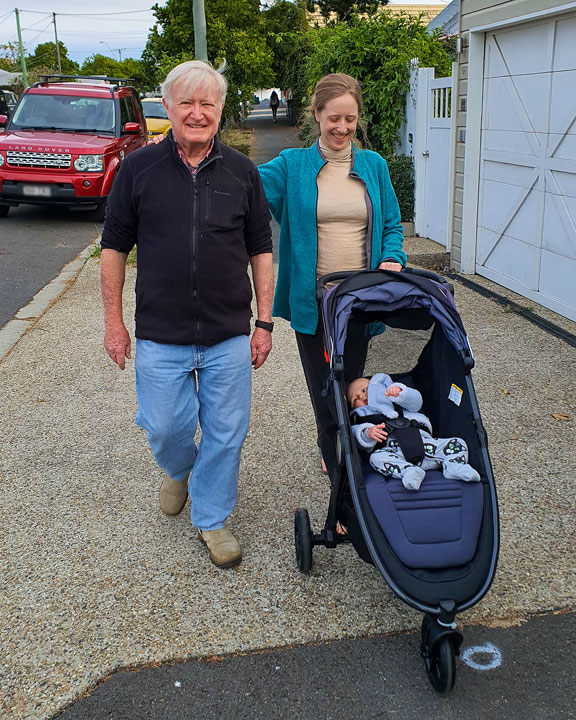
0, 242, 97, 364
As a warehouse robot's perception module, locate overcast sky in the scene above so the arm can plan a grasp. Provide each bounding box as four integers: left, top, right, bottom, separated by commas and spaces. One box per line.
0, 2, 164, 65
0, 0, 450, 66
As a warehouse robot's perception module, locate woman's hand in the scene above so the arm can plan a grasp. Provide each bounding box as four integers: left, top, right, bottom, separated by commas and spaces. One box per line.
379, 261, 402, 271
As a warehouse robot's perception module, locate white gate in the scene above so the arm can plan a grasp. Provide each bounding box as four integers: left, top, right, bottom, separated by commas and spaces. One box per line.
413, 66, 456, 247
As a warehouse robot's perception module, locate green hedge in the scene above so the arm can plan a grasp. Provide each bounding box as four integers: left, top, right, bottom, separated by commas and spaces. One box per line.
386, 154, 414, 223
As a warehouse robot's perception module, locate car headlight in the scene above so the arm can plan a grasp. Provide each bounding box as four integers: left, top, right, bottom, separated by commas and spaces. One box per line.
74, 154, 104, 172
0, 153, 4, 167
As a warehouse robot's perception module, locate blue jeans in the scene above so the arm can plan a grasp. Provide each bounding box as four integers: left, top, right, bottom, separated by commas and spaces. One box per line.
135, 336, 252, 530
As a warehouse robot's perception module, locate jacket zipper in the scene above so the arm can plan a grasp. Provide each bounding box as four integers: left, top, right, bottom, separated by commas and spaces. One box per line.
192, 172, 200, 342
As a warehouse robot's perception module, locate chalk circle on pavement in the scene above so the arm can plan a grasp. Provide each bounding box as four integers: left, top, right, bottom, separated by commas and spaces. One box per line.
460, 642, 502, 671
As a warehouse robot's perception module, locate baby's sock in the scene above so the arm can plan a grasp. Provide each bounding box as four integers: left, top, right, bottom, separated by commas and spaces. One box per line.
402, 466, 425, 491
444, 461, 480, 482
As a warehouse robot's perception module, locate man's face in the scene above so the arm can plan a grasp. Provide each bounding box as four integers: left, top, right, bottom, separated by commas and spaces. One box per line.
347, 378, 369, 409
163, 79, 223, 149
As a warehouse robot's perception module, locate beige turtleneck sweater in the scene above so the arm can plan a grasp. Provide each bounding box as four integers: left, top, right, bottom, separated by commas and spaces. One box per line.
316, 140, 368, 278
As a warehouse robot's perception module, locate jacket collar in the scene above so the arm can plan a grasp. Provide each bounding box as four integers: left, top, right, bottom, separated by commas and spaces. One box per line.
166, 130, 223, 170
310, 138, 362, 174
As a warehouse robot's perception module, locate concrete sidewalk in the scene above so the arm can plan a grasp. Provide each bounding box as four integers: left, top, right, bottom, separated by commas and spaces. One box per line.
0, 112, 574, 720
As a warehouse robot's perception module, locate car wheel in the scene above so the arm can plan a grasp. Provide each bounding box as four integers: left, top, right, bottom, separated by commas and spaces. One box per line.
94, 199, 107, 223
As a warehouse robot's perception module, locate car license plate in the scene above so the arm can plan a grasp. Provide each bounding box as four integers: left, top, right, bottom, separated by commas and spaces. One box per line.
22, 184, 52, 197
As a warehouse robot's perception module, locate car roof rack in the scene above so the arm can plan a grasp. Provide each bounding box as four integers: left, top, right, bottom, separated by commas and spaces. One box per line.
34, 74, 135, 89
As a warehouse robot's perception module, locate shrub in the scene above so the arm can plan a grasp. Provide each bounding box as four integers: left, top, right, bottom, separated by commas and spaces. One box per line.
386, 154, 414, 222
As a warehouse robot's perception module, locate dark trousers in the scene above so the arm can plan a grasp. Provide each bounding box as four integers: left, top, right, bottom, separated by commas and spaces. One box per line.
295, 321, 368, 478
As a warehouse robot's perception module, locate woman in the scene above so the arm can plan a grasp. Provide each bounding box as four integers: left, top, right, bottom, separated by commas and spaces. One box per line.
258, 73, 407, 478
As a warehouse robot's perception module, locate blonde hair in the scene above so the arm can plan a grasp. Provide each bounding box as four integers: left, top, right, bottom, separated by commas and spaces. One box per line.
161, 60, 227, 108
306, 73, 367, 147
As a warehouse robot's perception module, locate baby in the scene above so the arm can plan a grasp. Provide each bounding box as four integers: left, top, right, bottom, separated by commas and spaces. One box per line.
347, 373, 480, 491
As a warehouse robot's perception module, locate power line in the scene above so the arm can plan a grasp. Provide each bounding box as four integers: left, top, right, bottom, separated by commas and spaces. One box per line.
18, 8, 155, 16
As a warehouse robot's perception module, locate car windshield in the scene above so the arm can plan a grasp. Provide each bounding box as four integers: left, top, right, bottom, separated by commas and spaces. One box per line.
10, 93, 115, 133
142, 102, 168, 120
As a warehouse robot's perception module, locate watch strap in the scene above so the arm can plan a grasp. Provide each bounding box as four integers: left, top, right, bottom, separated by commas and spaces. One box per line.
255, 319, 274, 332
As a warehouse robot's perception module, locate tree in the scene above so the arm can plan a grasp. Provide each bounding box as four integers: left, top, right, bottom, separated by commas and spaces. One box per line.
26, 42, 79, 75
81, 54, 121, 78
0, 42, 20, 71
262, 1, 312, 122
80, 55, 148, 90
306, 0, 390, 23
305, 13, 452, 154
143, 0, 274, 121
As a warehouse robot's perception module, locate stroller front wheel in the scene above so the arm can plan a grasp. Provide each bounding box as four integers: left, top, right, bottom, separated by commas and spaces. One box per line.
421, 615, 457, 694
294, 508, 313, 573
425, 637, 456, 694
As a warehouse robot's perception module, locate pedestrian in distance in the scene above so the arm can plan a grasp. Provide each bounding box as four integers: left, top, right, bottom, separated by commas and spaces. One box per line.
257, 73, 406, 480
100, 60, 274, 569
269, 90, 279, 121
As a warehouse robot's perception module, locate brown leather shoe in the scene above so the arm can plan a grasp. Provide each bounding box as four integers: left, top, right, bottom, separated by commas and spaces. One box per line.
159, 474, 188, 515
197, 528, 242, 568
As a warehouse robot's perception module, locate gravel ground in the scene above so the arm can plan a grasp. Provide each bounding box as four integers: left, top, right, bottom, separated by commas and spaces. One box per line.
0, 247, 574, 719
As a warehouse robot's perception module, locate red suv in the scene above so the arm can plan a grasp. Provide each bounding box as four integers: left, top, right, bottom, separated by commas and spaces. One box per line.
0, 75, 147, 221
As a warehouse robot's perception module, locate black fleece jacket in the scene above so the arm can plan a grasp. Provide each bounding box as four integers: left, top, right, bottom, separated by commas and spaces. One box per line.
101, 132, 272, 346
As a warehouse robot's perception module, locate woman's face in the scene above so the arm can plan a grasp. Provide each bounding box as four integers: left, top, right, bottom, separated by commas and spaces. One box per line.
314, 92, 359, 152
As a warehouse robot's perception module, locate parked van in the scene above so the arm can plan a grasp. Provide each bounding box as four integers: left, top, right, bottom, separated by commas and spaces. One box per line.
0, 89, 17, 117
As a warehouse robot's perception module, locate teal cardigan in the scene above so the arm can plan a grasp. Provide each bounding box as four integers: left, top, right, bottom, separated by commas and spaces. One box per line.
258, 142, 406, 335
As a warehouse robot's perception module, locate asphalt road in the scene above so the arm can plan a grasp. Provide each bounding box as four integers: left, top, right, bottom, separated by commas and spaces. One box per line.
55, 611, 575, 720
0, 203, 100, 329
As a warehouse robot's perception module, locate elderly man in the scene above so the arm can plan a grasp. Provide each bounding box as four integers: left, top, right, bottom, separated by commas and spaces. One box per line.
100, 61, 274, 569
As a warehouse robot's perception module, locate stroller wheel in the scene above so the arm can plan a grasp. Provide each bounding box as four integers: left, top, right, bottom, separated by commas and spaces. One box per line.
421, 616, 456, 694
294, 508, 313, 573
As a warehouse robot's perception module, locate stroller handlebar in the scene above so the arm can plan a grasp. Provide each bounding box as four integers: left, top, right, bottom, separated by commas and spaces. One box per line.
316, 266, 450, 296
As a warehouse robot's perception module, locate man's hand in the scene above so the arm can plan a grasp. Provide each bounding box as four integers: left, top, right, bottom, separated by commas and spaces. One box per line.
104, 322, 132, 370
250, 327, 272, 369
379, 261, 402, 271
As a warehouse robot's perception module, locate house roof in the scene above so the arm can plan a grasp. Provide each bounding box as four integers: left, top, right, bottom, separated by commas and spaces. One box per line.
0, 69, 21, 86
307, 5, 447, 26
427, 0, 459, 34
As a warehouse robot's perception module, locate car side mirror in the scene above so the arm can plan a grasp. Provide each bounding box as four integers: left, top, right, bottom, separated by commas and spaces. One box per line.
0, 115, 7, 128
123, 121, 141, 134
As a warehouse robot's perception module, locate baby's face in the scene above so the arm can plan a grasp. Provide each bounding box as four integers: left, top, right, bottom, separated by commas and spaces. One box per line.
347, 378, 369, 409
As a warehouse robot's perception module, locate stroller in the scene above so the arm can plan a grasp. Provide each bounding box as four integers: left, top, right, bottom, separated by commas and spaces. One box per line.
294, 267, 499, 694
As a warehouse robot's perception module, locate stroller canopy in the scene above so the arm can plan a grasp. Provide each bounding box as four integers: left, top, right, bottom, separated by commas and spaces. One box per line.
322, 270, 472, 365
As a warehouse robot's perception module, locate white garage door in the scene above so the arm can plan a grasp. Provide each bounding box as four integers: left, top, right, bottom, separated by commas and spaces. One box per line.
477, 14, 576, 321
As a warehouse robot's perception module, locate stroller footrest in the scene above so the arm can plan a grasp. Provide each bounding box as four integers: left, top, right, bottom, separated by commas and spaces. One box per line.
365, 469, 483, 569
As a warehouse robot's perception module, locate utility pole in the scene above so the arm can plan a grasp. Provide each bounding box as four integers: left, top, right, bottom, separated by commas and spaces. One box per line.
53, 13, 61, 73
192, 0, 208, 62
14, 8, 28, 87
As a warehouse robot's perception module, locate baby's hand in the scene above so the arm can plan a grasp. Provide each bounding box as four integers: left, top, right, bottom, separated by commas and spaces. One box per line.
366, 423, 388, 442
385, 385, 401, 397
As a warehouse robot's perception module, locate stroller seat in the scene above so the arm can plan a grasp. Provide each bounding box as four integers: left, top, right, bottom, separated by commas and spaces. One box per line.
365, 468, 484, 569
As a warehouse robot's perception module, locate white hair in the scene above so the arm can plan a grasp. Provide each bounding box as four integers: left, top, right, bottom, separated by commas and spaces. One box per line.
161, 60, 227, 108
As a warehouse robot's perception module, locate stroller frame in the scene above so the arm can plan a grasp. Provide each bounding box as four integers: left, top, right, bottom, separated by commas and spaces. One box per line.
294, 267, 500, 694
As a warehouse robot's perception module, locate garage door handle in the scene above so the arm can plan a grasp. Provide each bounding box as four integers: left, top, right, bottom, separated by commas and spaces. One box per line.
422, 150, 430, 157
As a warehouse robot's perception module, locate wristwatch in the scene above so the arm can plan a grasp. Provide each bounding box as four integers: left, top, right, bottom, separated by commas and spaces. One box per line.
255, 319, 274, 332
